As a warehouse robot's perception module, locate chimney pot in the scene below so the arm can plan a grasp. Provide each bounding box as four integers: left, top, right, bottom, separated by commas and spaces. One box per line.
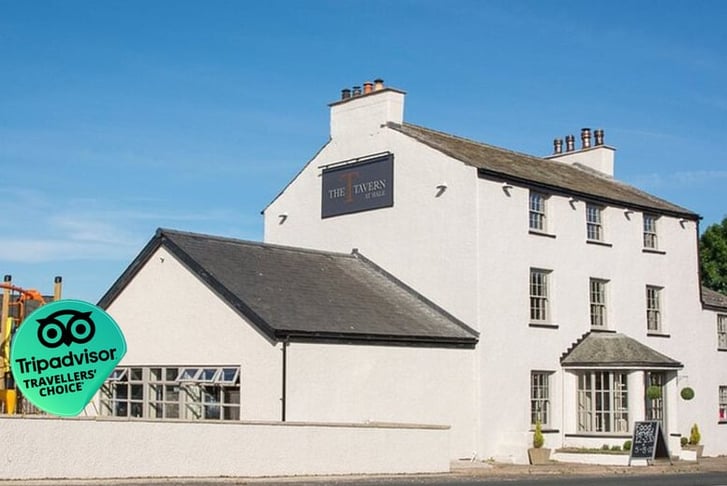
565, 134, 575, 152
594, 129, 605, 146
352, 86, 362, 96
374, 78, 384, 91
341, 88, 351, 100
363, 81, 373, 94
581, 128, 592, 149
553, 138, 563, 155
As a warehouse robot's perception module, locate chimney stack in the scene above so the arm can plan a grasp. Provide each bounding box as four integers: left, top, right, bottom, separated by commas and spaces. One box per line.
594, 129, 605, 146
352, 86, 362, 96
341, 88, 351, 100
581, 128, 592, 149
363, 81, 373, 94
553, 138, 563, 155
565, 134, 575, 152
374, 78, 384, 91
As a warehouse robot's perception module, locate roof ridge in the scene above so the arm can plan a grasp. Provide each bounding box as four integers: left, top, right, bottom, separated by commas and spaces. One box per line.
158, 228, 357, 260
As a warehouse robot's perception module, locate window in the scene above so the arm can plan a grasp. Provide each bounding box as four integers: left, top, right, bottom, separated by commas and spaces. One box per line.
720, 386, 727, 422
531, 371, 551, 427
590, 279, 608, 328
101, 366, 241, 421
718, 315, 727, 350
586, 204, 604, 241
643, 214, 658, 249
530, 269, 551, 323
646, 286, 663, 332
577, 371, 629, 433
645, 372, 665, 423
529, 191, 547, 232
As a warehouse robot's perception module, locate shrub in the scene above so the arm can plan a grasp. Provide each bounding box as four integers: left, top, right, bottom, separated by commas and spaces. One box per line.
611, 445, 621, 451
689, 424, 701, 445
681, 387, 695, 400
623, 440, 632, 451
681, 437, 689, 447
533, 421, 545, 448
646, 385, 662, 400
601, 444, 610, 451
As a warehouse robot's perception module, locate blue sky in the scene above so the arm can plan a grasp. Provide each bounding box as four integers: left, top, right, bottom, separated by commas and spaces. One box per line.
1, 1, 726, 302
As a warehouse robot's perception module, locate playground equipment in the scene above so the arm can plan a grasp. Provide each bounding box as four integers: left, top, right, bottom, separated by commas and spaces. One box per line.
0, 274, 62, 414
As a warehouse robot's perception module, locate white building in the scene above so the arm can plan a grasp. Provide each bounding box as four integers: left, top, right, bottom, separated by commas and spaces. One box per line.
98, 80, 727, 464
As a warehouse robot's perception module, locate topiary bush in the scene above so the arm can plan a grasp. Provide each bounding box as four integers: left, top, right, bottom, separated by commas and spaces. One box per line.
623, 440, 632, 451
681, 387, 695, 400
533, 421, 545, 448
689, 423, 701, 445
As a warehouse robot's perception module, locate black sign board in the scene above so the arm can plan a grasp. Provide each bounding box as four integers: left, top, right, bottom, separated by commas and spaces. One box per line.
629, 421, 671, 465
321, 154, 394, 218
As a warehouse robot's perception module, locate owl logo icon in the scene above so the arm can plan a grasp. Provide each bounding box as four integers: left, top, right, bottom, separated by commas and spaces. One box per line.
36, 309, 96, 348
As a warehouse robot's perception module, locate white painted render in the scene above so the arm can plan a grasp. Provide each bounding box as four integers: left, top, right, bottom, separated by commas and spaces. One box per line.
0, 416, 449, 480
104, 246, 282, 421
263, 86, 727, 463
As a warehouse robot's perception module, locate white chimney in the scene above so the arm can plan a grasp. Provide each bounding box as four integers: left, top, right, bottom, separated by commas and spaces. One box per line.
546, 127, 615, 177
329, 79, 405, 140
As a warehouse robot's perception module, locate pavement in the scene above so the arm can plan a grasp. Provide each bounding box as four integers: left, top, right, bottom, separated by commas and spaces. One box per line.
2, 457, 727, 485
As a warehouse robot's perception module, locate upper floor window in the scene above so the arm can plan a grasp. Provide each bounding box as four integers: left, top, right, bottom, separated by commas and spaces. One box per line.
718, 315, 727, 350
530, 268, 551, 323
646, 286, 663, 332
586, 204, 604, 242
590, 278, 608, 328
531, 371, 551, 427
577, 371, 629, 433
529, 191, 547, 232
643, 214, 659, 249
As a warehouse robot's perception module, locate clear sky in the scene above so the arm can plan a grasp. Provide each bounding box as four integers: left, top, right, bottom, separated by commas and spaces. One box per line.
1, 1, 726, 302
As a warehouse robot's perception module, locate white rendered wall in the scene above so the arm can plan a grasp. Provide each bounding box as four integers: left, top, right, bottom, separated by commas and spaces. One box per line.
285, 342, 477, 459
0, 416, 449, 480
104, 247, 282, 421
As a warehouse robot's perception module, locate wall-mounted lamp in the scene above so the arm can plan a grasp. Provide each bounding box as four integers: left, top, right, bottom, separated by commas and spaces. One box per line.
502, 182, 513, 196
568, 197, 578, 209
679, 218, 688, 228
624, 209, 634, 220
435, 183, 448, 198
278, 213, 288, 225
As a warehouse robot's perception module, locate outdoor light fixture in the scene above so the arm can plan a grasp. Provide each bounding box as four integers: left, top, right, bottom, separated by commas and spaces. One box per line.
435, 183, 447, 197
278, 213, 288, 224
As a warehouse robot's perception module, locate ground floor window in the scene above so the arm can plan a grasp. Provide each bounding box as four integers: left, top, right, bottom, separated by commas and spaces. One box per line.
530, 371, 551, 427
720, 386, 727, 422
645, 372, 665, 423
577, 371, 629, 433
100, 366, 241, 421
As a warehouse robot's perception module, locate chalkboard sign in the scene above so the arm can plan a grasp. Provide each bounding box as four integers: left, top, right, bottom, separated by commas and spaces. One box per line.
629, 421, 671, 465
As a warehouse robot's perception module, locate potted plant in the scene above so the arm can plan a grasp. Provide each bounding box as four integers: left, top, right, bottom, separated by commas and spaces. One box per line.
686, 423, 704, 458
646, 385, 662, 400
527, 421, 551, 465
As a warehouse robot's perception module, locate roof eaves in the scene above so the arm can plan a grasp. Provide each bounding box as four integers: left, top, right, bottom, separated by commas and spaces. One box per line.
279, 329, 477, 348
154, 229, 280, 342
351, 249, 480, 341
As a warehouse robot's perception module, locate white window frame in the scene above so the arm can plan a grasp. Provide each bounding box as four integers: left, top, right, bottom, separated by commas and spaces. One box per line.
529, 191, 548, 232
577, 371, 629, 433
101, 366, 241, 422
646, 286, 663, 332
589, 278, 608, 328
531, 371, 551, 427
720, 386, 727, 422
718, 315, 727, 350
530, 268, 551, 323
586, 204, 604, 241
643, 214, 659, 249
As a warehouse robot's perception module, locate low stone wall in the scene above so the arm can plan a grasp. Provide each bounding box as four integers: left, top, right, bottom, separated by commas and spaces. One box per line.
0, 415, 450, 480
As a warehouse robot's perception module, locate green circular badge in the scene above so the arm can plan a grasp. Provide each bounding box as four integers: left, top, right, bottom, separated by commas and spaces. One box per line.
10, 299, 127, 416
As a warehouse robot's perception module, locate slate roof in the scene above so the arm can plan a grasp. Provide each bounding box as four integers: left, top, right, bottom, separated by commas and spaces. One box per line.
389, 122, 698, 219
98, 229, 478, 347
560, 332, 682, 369
703, 286, 727, 310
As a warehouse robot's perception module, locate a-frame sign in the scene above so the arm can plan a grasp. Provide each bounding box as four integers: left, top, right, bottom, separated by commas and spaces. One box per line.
629, 420, 671, 465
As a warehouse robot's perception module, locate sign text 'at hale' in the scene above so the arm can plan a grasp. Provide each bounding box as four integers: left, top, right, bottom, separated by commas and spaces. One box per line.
11, 300, 126, 416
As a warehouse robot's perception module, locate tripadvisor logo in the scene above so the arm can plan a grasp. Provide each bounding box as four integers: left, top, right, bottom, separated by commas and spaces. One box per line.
11, 299, 127, 417
37, 309, 96, 348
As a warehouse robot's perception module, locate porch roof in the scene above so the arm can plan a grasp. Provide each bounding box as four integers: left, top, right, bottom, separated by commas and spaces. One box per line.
560, 332, 683, 369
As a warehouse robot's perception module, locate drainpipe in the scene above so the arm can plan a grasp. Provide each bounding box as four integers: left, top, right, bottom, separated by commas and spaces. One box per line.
281, 340, 288, 422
